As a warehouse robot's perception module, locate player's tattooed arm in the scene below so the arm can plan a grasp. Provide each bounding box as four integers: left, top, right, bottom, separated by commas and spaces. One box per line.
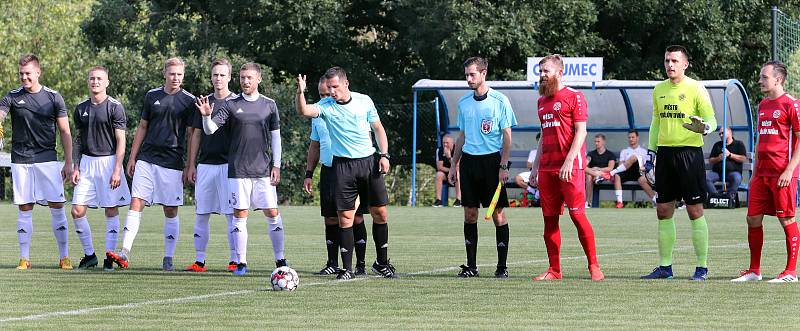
71, 129, 82, 185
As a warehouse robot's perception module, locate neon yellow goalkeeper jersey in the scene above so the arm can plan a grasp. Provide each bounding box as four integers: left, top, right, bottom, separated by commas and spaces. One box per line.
648, 77, 717, 150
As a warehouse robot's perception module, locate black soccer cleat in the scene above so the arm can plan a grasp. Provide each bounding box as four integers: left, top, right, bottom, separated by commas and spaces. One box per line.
355, 261, 367, 276
494, 266, 508, 279
317, 264, 340, 275
77, 254, 98, 270
372, 260, 398, 278
457, 264, 479, 278
103, 258, 114, 271
275, 259, 288, 268
336, 269, 355, 280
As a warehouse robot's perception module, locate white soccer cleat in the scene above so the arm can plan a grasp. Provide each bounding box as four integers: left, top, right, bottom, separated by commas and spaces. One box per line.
767, 272, 798, 283
731, 270, 762, 282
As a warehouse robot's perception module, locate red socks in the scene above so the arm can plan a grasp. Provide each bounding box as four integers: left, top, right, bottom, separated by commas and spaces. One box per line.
570, 213, 599, 267
748, 226, 764, 274
543, 216, 561, 273
783, 222, 799, 274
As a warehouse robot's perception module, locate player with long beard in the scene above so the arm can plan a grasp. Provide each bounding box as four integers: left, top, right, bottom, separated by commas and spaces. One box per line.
732, 61, 800, 283
530, 54, 604, 281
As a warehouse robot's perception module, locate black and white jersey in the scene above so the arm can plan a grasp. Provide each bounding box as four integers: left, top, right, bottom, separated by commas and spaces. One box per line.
191, 93, 237, 165
137, 86, 196, 170
0, 86, 68, 164
74, 96, 126, 156
210, 93, 280, 178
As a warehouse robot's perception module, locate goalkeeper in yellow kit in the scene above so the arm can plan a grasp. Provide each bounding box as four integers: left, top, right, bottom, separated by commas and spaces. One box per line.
641, 45, 717, 281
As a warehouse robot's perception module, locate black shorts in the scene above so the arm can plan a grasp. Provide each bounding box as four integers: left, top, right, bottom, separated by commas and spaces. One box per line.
618, 162, 641, 183
459, 152, 509, 208
333, 155, 389, 211
320, 165, 367, 218
655, 146, 706, 205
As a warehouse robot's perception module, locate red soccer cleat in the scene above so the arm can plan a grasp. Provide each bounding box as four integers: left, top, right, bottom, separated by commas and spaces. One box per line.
184, 262, 206, 272
227, 261, 237, 272
615, 201, 624, 209
106, 251, 128, 269
533, 268, 562, 281
589, 264, 605, 281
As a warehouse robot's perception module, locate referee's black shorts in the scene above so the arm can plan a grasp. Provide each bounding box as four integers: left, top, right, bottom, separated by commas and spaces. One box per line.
459, 152, 509, 209
320, 165, 367, 217
654, 146, 707, 205
333, 155, 389, 211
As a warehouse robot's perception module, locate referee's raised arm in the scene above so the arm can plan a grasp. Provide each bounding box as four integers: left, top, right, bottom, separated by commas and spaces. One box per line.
296, 74, 319, 118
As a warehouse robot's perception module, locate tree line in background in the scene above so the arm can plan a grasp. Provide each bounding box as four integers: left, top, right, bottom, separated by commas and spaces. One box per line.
1, 0, 799, 204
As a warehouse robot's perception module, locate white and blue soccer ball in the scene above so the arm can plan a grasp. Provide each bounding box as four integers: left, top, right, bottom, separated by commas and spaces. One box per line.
270, 266, 299, 291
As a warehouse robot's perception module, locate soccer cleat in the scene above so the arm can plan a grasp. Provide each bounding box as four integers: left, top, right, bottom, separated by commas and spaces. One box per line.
317, 264, 340, 275
690, 267, 708, 281
457, 265, 479, 278
355, 263, 367, 276
615, 201, 624, 209
589, 264, 605, 281
275, 259, 288, 268
640, 265, 673, 279
227, 261, 237, 272
103, 258, 115, 271
233, 263, 248, 276
16, 258, 31, 270
767, 271, 798, 283
372, 260, 398, 278
106, 251, 128, 269
77, 254, 99, 270
494, 266, 508, 279
533, 268, 562, 281
452, 199, 462, 207
162, 257, 174, 271
731, 269, 761, 282
676, 201, 686, 210
595, 172, 612, 184
59, 257, 74, 270
433, 199, 442, 207
184, 261, 206, 272
336, 269, 354, 280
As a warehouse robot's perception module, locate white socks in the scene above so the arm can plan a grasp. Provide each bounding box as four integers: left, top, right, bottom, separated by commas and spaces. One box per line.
610, 164, 627, 176
226, 214, 237, 263
164, 216, 180, 258
106, 215, 120, 252
233, 217, 248, 264
17, 210, 33, 259
193, 214, 210, 262
121, 210, 142, 255
267, 215, 285, 261
615, 190, 623, 203
50, 208, 69, 258
73, 216, 94, 256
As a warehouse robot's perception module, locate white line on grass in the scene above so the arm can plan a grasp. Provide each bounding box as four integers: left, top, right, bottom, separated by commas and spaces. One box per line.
0, 240, 780, 323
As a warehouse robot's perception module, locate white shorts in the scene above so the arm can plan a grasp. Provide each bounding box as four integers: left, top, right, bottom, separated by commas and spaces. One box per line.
131, 160, 184, 206
11, 161, 66, 205
229, 177, 278, 210
518, 171, 532, 183
195, 163, 232, 214
72, 155, 131, 208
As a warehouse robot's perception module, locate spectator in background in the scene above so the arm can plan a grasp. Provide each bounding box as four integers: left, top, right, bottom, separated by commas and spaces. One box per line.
584, 133, 616, 208
513, 132, 540, 189
434, 134, 461, 207
598, 129, 657, 208
705, 127, 746, 196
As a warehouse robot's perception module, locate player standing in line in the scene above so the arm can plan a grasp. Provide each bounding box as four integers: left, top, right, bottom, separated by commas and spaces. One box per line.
70, 66, 131, 270
732, 61, 799, 283
0, 54, 74, 270
447, 57, 516, 278
184, 58, 238, 273
106, 57, 196, 271
530, 54, 604, 281
296, 66, 397, 280
303, 76, 370, 276
199, 62, 287, 276
641, 45, 717, 280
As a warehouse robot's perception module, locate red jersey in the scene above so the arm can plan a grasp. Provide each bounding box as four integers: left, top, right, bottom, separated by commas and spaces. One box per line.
756, 93, 800, 177
537, 87, 588, 172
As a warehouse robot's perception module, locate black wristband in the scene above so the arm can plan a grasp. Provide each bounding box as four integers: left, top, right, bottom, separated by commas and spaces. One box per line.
305, 170, 313, 179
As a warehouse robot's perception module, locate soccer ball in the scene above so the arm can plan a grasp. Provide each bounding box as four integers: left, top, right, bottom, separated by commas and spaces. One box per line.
270, 266, 299, 291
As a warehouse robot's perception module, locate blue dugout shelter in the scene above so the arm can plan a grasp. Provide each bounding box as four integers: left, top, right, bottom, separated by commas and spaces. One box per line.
410, 79, 754, 206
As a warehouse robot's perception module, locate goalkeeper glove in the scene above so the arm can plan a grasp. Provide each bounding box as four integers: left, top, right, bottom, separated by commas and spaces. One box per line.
682, 115, 711, 135
644, 149, 656, 172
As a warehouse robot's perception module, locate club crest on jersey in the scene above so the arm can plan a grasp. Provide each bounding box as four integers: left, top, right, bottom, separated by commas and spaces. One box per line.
481, 119, 493, 134
773, 110, 781, 119
553, 102, 562, 111
679, 94, 686, 101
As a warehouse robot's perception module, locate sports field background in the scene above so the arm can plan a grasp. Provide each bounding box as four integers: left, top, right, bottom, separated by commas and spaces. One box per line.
0, 204, 798, 329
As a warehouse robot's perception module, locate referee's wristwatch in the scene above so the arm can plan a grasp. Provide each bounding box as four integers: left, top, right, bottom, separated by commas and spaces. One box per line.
499, 161, 511, 171
379, 153, 391, 160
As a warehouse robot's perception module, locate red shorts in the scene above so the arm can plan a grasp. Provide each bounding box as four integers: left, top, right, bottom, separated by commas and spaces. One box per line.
537, 170, 586, 216
747, 175, 797, 218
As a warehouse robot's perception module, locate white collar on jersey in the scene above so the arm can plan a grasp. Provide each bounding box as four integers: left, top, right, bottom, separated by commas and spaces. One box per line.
243, 92, 260, 102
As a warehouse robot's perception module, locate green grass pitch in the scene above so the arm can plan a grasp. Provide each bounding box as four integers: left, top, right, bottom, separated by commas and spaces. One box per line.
0, 204, 798, 329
